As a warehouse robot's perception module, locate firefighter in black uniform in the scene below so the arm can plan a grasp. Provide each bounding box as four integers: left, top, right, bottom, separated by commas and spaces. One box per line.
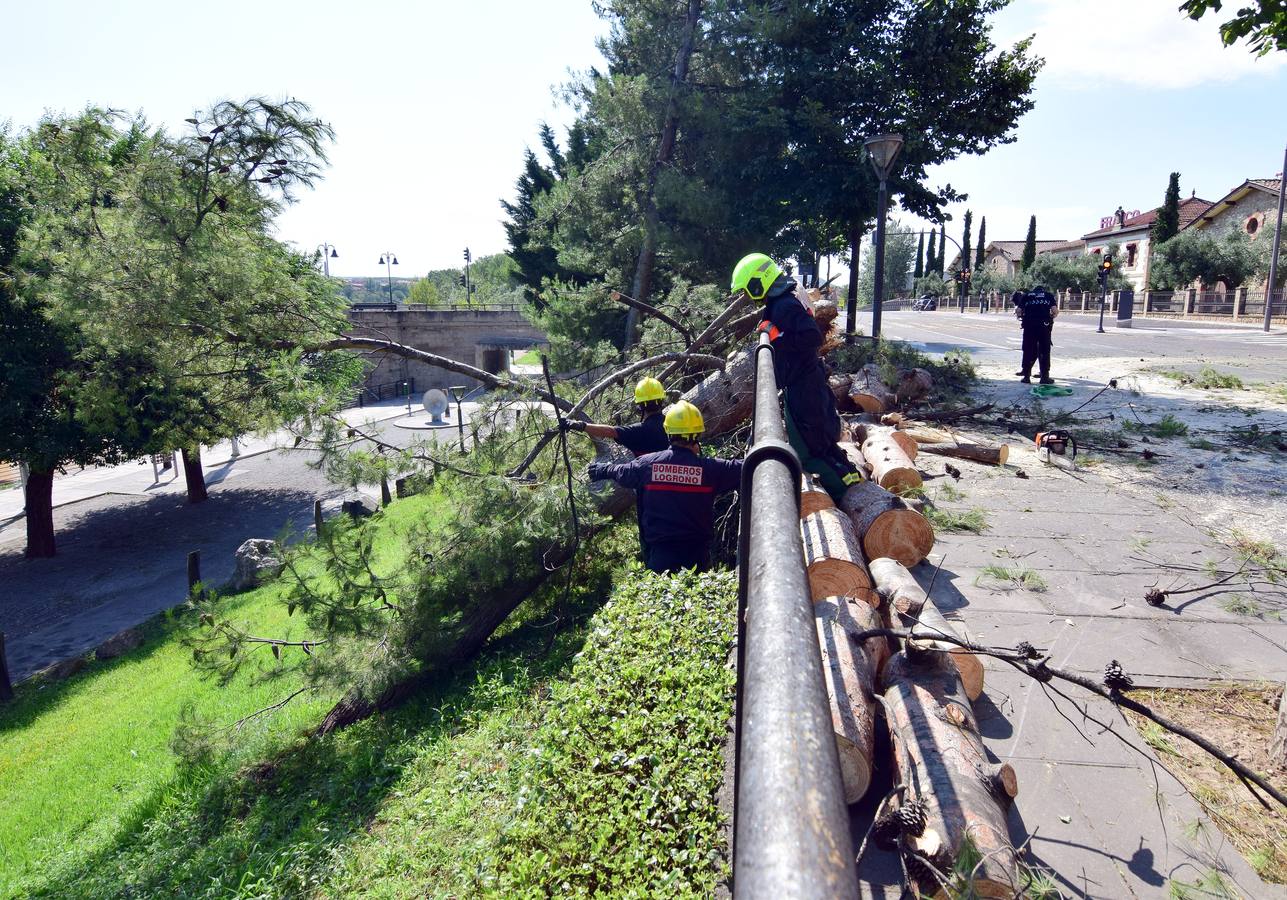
1013, 284, 1058, 384
730, 252, 861, 502
587, 401, 742, 574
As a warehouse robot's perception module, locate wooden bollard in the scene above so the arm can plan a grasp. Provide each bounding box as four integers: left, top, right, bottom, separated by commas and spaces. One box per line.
0, 631, 14, 703
187, 550, 203, 598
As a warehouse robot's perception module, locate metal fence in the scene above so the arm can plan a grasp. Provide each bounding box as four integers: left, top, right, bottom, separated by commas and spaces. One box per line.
350, 302, 523, 313
732, 332, 858, 897
354, 378, 416, 407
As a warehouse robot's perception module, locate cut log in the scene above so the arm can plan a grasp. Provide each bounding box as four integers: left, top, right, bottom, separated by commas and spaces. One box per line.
840, 442, 869, 477
918, 442, 1010, 466
860, 431, 922, 495
815, 596, 887, 803
900, 424, 955, 445
859, 424, 919, 460
679, 347, 755, 439
896, 367, 933, 403
849, 365, 896, 415
869, 557, 985, 702
883, 648, 1020, 897
800, 474, 836, 518
830, 374, 858, 412
800, 508, 879, 607
839, 471, 935, 568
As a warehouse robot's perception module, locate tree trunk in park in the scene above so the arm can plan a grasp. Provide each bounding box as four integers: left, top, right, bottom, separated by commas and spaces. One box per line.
800, 507, 879, 607
882, 647, 1020, 896
815, 596, 887, 804
800, 474, 835, 518
181, 447, 208, 504
1272, 681, 1287, 770
24, 468, 57, 558
625, 0, 701, 347
918, 442, 1010, 466
838, 469, 935, 568
870, 557, 985, 702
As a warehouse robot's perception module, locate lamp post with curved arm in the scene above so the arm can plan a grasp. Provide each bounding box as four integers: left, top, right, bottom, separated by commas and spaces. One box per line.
863, 134, 904, 341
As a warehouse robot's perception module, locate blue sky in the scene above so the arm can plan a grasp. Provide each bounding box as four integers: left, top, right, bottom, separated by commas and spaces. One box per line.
1, 0, 1282, 277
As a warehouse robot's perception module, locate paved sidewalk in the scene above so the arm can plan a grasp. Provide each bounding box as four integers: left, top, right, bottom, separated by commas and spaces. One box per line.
853, 376, 1286, 898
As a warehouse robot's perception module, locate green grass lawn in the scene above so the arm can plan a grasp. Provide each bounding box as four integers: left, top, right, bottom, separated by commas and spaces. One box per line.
0, 493, 444, 898
514, 347, 541, 366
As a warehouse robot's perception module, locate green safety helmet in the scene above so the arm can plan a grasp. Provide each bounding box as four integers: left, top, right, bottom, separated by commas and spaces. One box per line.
633, 376, 666, 404
663, 400, 705, 438
730, 252, 783, 301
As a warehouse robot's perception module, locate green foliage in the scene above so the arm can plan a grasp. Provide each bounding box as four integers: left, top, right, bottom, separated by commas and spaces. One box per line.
858, 221, 918, 303
975, 565, 1048, 591
1019, 246, 1130, 292
926, 229, 938, 278
924, 505, 989, 534
1021, 214, 1037, 270
914, 231, 925, 279
975, 215, 986, 269
1153, 172, 1182, 245
1159, 366, 1244, 390
1149, 227, 1272, 290
960, 209, 973, 274
1125, 413, 1190, 438
1180, 0, 1287, 56
488, 569, 736, 897
830, 338, 977, 406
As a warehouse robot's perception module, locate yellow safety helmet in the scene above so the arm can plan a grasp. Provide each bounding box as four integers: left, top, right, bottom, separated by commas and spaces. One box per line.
731, 252, 783, 301
634, 376, 666, 404
663, 400, 705, 438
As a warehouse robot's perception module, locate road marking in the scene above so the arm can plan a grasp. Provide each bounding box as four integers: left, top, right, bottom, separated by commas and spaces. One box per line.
883, 322, 1017, 351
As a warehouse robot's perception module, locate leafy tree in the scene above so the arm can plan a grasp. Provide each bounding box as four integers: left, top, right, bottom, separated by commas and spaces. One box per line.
858, 222, 917, 305
1152, 172, 1182, 246
925, 230, 937, 278
1180, 0, 1287, 56
975, 216, 986, 268
1149, 228, 1271, 290
914, 232, 925, 279
937, 223, 947, 277
960, 210, 973, 274
500, 144, 567, 308
1019, 248, 1128, 293
1021, 215, 1037, 270
406, 278, 441, 306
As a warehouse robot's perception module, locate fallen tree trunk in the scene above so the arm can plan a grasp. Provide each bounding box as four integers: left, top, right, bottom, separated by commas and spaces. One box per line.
896, 368, 933, 404
851, 423, 919, 459
800, 507, 879, 607
883, 647, 1020, 897
816, 596, 887, 804
869, 557, 984, 702
918, 442, 1010, 466
849, 365, 896, 415
679, 348, 755, 438
800, 474, 835, 518
839, 471, 935, 568
858, 427, 922, 495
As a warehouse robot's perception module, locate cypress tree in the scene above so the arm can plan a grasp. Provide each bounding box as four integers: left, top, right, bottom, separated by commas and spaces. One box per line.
937, 223, 946, 276
1021, 215, 1037, 270
926, 231, 937, 279
914, 232, 925, 279
975, 216, 987, 268
960, 210, 973, 273
1153, 172, 1182, 245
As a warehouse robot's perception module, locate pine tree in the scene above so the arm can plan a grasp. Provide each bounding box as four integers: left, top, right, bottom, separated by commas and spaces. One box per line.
926, 231, 937, 278
1153, 172, 1182, 245
937, 223, 947, 276
501, 147, 560, 307
960, 210, 973, 273
914, 232, 925, 279
975, 217, 987, 268
1021, 215, 1037, 270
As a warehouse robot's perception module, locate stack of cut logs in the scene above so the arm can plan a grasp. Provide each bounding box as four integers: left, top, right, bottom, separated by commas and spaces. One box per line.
799, 419, 1019, 896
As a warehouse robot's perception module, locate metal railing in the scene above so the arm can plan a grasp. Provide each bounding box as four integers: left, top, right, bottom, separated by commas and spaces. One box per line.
354, 378, 416, 407
733, 332, 858, 898
349, 302, 524, 313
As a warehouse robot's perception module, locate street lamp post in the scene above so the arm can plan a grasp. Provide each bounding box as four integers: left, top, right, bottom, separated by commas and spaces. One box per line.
316, 243, 338, 277
378, 251, 399, 307
448, 385, 468, 454
1264, 143, 1286, 333
863, 133, 904, 342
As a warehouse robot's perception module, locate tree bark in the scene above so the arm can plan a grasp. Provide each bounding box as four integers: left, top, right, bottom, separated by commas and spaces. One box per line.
625, 0, 702, 347
0, 631, 14, 703
829, 374, 858, 412
849, 365, 895, 415
679, 347, 755, 438
918, 442, 1010, 466
800, 507, 879, 606
815, 596, 887, 803
882, 647, 1020, 896
869, 557, 984, 701
800, 474, 835, 518
181, 447, 208, 504
846, 221, 863, 335
838, 468, 934, 568
24, 468, 56, 558
854, 422, 919, 460
1273, 681, 1287, 770
895, 368, 933, 403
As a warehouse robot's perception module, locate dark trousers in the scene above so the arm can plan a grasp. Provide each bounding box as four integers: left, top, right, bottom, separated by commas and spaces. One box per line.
647, 541, 712, 574
783, 373, 859, 503
1021, 326, 1052, 378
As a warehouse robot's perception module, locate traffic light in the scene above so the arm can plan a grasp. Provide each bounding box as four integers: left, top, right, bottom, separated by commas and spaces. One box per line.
463, 247, 472, 263
1102, 254, 1113, 272
458, 274, 466, 288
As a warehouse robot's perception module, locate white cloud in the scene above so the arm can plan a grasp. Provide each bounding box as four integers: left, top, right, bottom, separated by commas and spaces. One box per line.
995, 0, 1286, 90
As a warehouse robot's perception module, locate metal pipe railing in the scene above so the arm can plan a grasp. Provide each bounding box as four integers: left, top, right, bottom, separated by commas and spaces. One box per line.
733, 332, 859, 898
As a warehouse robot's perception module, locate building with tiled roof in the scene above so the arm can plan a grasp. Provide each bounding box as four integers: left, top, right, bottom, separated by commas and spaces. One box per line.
1186, 177, 1283, 241
971, 240, 1070, 278
1078, 196, 1214, 290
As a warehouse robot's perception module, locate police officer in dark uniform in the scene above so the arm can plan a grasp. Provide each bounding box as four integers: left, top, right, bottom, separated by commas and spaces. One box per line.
587, 401, 742, 574
1013, 284, 1058, 384
730, 252, 861, 503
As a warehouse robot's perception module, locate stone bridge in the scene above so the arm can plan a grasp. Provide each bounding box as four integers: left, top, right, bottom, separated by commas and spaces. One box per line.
346, 304, 547, 394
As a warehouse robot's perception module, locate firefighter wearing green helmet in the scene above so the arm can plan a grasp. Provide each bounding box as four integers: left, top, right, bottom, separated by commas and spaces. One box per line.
588, 400, 743, 573
731, 252, 862, 502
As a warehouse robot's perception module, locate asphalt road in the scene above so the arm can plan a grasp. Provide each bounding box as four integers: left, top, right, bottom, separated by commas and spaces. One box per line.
877, 310, 1287, 382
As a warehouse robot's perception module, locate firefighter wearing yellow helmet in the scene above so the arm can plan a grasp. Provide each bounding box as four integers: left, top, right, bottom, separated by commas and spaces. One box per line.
732, 252, 862, 502
588, 400, 742, 574
563, 376, 670, 456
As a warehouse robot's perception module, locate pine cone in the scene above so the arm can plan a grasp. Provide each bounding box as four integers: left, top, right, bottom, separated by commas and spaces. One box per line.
893, 799, 928, 837
902, 850, 939, 893
872, 812, 901, 851
1016, 640, 1039, 660
1104, 659, 1134, 692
